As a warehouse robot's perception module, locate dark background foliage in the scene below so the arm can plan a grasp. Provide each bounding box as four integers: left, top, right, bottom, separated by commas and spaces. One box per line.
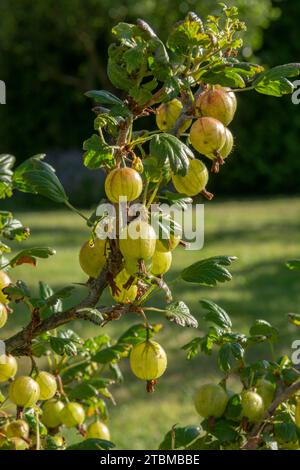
0, 0, 299, 204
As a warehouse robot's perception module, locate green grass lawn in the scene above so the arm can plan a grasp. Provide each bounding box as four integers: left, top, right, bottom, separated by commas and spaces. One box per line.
1, 197, 300, 449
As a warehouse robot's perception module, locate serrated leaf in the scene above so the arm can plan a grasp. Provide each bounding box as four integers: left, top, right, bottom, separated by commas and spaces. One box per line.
165, 301, 198, 328
201, 300, 232, 330
254, 63, 300, 97
13, 155, 68, 203
49, 330, 82, 356
206, 419, 239, 444
0, 154, 15, 199
218, 342, 244, 372
181, 256, 237, 286
159, 425, 202, 450
83, 134, 114, 169
67, 438, 115, 450
201, 66, 246, 88
150, 133, 194, 176
9, 247, 56, 268
249, 320, 278, 342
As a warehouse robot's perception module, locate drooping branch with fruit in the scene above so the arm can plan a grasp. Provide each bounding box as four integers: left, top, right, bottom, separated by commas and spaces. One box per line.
1, 3, 300, 451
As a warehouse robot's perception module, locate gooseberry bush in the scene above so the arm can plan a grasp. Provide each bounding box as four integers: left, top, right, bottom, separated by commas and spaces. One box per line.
1, 3, 300, 451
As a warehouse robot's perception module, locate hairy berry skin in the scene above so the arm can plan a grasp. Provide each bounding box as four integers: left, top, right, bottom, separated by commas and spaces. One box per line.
41, 399, 64, 428
194, 383, 229, 418
9, 376, 40, 407
241, 390, 265, 423
0, 354, 18, 382
156, 99, 192, 133
189, 117, 226, 158
105, 167, 143, 203
0, 303, 8, 328
60, 402, 85, 428
0, 270, 11, 305
196, 86, 236, 126
130, 340, 167, 381
36, 371, 57, 401
119, 220, 156, 261
87, 421, 111, 440
110, 269, 137, 304
172, 159, 209, 196
151, 251, 172, 276
79, 238, 107, 278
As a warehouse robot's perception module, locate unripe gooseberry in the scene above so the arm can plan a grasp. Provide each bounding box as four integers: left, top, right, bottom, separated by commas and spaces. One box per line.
0, 303, 8, 328
41, 399, 65, 428
189, 117, 226, 158
295, 400, 300, 428
9, 376, 40, 408
105, 167, 143, 203
156, 231, 181, 253
172, 159, 209, 197
219, 128, 234, 160
151, 251, 172, 276
87, 420, 111, 441
156, 99, 192, 134
79, 238, 107, 278
119, 220, 156, 261
0, 354, 18, 382
110, 269, 137, 304
255, 379, 275, 409
60, 402, 85, 428
36, 371, 57, 400
194, 383, 229, 418
6, 420, 30, 440
130, 340, 167, 381
196, 86, 237, 126
241, 390, 265, 423
0, 270, 11, 305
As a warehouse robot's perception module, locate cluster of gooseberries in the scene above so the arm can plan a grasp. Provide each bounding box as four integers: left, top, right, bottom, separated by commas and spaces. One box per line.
193, 380, 300, 449
0, 271, 110, 450
77, 87, 237, 391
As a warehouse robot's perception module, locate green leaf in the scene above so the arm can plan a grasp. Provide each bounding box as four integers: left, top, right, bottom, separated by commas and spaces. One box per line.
0, 154, 15, 199
24, 409, 47, 437
286, 259, 300, 271
83, 134, 114, 169
13, 155, 68, 203
201, 300, 232, 330
67, 438, 115, 450
92, 343, 130, 364
201, 66, 246, 88
160, 191, 192, 210
218, 343, 244, 372
150, 133, 194, 176
274, 422, 298, 444
49, 330, 82, 356
85, 90, 123, 106
159, 425, 202, 450
167, 12, 209, 54
9, 246, 56, 268
249, 320, 278, 342
181, 256, 237, 286
253, 63, 300, 97
165, 301, 198, 328
225, 394, 243, 421
207, 419, 239, 444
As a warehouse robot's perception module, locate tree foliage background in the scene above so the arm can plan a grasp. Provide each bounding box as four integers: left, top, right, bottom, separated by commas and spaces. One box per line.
0, 0, 299, 200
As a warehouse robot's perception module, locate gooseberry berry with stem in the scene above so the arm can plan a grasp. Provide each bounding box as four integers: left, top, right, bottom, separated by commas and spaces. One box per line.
86, 420, 111, 440
41, 399, 64, 428
172, 159, 209, 197
79, 238, 107, 278
194, 383, 229, 418
60, 402, 85, 428
189, 117, 226, 159
130, 340, 167, 382
0, 354, 18, 382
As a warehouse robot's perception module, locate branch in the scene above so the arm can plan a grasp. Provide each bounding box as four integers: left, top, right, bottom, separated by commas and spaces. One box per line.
170, 85, 204, 137
242, 379, 300, 450
5, 269, 109, 356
